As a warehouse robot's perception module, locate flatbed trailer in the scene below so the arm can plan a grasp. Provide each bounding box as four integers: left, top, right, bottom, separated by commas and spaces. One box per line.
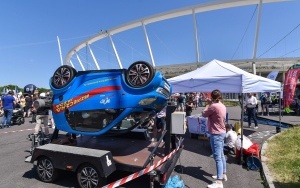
25, 106, 183, 188
25, 106, 184, 188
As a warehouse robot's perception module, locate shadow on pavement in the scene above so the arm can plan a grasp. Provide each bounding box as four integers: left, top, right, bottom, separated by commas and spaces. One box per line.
22, 167, 78, 188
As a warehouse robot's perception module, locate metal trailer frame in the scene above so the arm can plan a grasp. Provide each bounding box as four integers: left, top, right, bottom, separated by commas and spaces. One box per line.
25, 105, 184, 188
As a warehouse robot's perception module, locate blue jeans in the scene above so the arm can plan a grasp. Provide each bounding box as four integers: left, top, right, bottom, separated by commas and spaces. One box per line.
1, 109, 13, 127
247, 108, 258, 127
210, 133, 226, 180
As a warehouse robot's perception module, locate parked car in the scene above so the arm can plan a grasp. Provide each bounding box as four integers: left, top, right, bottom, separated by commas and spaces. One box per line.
49, 61, 171, 136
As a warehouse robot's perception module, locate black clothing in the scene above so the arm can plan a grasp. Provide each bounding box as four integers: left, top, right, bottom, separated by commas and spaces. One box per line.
25, 97, 33, 107
36, 107, 49, 115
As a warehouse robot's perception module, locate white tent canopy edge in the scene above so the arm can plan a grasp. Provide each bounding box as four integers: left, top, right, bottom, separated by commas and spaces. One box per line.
167, 59, 281, 94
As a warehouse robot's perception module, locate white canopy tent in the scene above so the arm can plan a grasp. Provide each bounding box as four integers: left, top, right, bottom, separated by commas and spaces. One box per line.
168, 59, 281, 94
168, 59, 282, 162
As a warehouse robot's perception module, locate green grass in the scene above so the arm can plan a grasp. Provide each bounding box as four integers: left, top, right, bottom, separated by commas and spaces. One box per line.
223, 100, 240, 106
265, 126, 300, 187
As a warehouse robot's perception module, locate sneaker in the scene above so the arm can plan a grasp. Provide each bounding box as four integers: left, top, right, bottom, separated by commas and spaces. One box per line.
207, 181, 223, 188
254, 126, 258, 129
151, 138, 157, 142
212, 174, 227, 181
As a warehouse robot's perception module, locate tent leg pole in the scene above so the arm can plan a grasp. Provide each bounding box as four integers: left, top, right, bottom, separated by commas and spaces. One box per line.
276, 91, 282, 133
239, 93, 244, 165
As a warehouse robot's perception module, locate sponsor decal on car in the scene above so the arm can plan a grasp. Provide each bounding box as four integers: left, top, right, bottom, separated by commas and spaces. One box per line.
100, 94, 114, 105
83, 77, 117, 86
53, 86, 121, 113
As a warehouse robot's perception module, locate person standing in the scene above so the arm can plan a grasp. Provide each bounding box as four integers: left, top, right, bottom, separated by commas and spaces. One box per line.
24, 94, 33, 117
20, 95, 26, 110
32, 93, 49, 137
246, 93, 258, 129
199, 93, 203, 107
176, 93, 185, 111
185, 99, 194, 117
151, 106, 166, 142
260, 93, 270, 116
202, 89, 227, 188
1, 91, 16, 128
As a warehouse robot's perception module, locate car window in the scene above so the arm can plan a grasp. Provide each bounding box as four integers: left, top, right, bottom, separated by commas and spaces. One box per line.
66, 109, 123, 132
110, 111, 154, 131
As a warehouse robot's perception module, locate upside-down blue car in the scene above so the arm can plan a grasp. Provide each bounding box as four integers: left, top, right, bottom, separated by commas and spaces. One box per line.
49, 61, 171, 136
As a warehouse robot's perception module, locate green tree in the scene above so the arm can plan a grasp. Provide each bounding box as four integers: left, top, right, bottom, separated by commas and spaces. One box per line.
0, 85, 50, 95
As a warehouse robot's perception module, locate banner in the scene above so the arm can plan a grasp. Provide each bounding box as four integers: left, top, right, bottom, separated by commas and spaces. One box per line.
283, 69, 300, 107
267, 70, 279, 80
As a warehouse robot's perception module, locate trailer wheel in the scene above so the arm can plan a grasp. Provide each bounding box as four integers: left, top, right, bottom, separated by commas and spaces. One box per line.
36, 156, 58, 183
77, 163, 103, 188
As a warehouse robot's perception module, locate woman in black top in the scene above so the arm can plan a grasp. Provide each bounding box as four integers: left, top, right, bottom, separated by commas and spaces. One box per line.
185, 100, 194, 117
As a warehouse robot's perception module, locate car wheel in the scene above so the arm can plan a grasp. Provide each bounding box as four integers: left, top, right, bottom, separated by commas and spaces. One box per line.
126, 61, 155, 88
17, 117, 24, 125
20, 117, 25, 124
36, 156, 58, 183
51, 65, 77, 89
17, 119, 22, 125
77, 163, 103, 188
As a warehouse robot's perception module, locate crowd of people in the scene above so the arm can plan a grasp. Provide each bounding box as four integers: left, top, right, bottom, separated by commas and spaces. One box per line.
0, 90, 55, 136
168, 92, 207, 117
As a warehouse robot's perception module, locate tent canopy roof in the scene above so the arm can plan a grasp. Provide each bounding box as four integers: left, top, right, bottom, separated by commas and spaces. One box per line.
167, 59, 281, 93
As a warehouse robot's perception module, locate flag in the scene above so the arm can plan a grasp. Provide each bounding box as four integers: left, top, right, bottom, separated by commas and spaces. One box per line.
267, 70, 279, 80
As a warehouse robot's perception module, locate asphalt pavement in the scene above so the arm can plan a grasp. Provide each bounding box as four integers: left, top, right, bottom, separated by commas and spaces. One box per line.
0, 106, 296, 188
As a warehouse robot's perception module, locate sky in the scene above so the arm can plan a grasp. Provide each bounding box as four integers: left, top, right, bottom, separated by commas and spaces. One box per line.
1, 0, 300, 89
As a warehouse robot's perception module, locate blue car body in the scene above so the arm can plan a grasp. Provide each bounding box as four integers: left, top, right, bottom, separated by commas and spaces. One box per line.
50, 64, 171, 136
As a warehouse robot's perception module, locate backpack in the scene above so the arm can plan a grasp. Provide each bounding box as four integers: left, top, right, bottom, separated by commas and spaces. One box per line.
246, 155, 262, 171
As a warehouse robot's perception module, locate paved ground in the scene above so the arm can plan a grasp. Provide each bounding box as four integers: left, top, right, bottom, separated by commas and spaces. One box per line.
0, 106, 298, 188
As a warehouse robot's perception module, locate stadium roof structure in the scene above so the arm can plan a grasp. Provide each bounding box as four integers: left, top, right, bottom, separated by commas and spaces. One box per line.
63, 0, 297, 78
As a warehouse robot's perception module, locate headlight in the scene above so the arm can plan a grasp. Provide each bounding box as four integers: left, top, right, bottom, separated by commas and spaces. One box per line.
156, 87, 170, 98
164, 82, 170, 92
139, 98, 157, 106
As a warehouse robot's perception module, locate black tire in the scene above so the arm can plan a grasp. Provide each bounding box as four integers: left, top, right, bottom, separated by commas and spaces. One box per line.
125, 61, 155, 88
20, 117, 25, 124
51, 65, 77, 89
77, 163, 103, 188
36, 156, 59, 183
17, 117, 24, 125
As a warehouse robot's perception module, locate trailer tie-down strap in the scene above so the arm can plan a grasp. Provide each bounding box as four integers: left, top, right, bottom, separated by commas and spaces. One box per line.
102, 139, 183, 188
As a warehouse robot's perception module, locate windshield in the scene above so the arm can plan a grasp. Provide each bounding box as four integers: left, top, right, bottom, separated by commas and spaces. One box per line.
65, 109, 153, 133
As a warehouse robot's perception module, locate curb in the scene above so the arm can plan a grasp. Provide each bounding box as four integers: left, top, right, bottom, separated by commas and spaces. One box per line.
260, 132, 281, 188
